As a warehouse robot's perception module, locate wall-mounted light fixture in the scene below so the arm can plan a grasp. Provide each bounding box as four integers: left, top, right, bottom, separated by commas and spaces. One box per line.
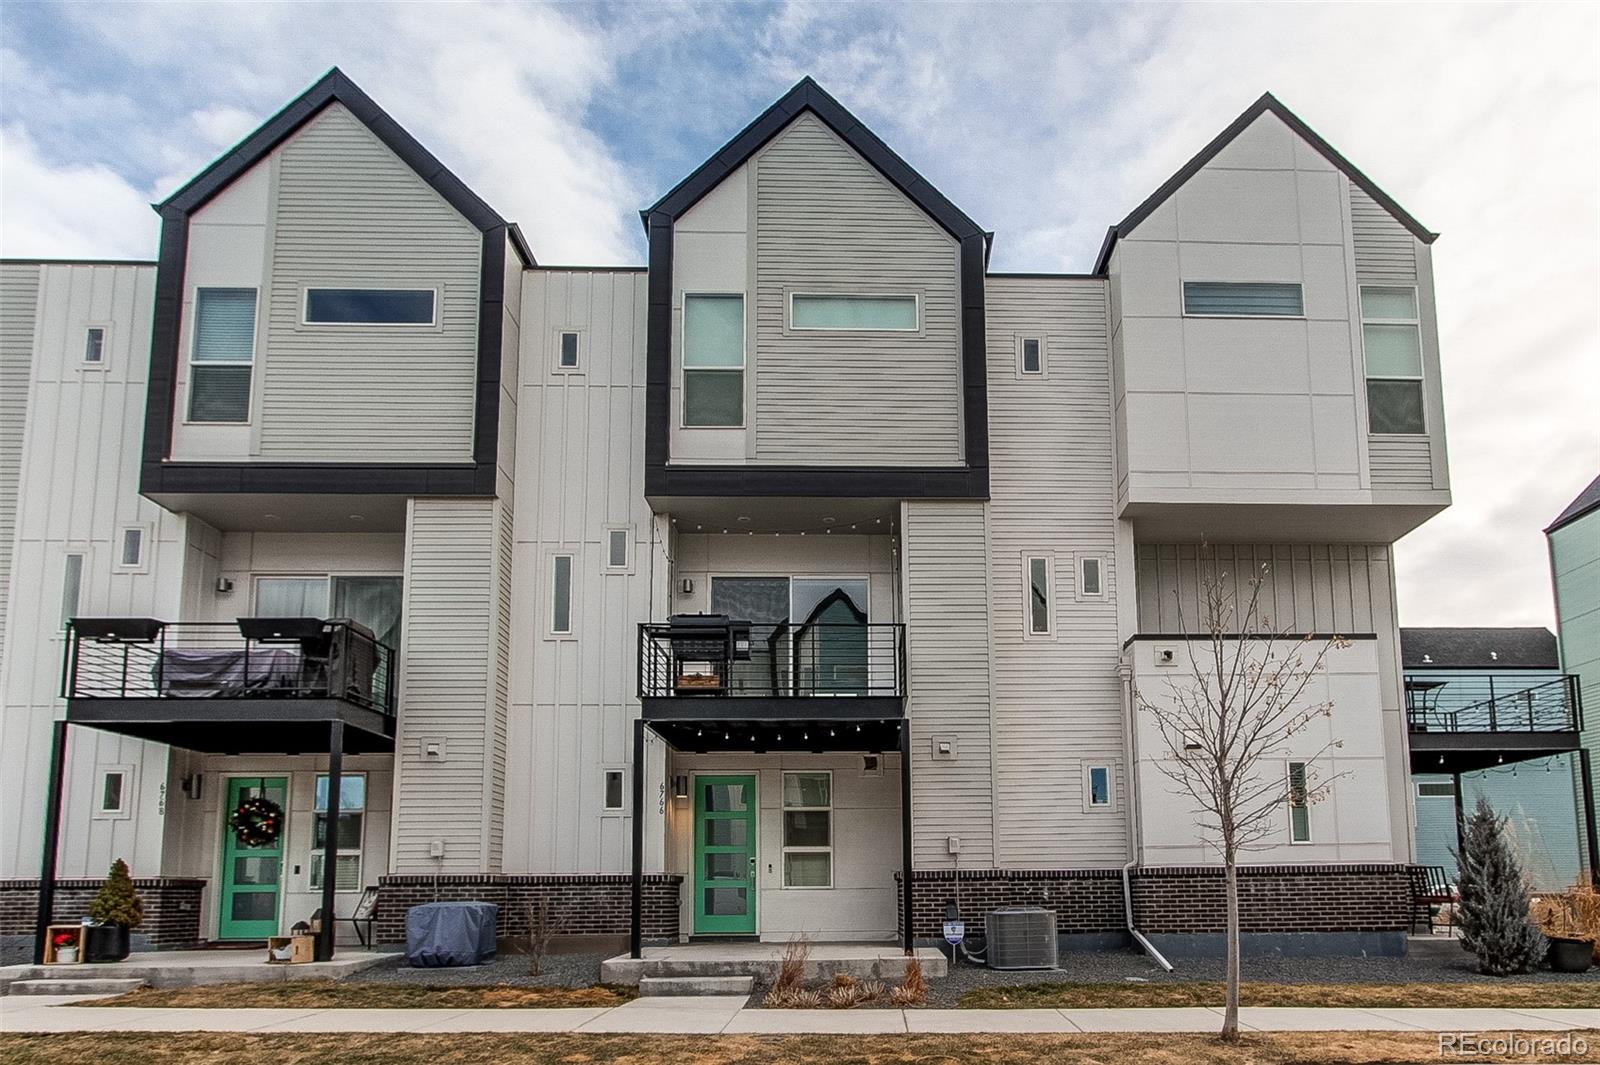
672, 774, 690, 800
180, 773, 203, 800
214, 577, 234, 594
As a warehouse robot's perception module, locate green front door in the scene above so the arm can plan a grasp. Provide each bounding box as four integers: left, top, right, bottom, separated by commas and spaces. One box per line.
693, 774, 758, 935
218, 777, 286, 940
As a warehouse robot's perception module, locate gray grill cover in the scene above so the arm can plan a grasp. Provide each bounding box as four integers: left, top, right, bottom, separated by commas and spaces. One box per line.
404, 901, 497, 967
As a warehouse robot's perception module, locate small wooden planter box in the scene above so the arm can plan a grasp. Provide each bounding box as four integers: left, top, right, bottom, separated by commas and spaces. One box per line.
676, 674, 722, 691
44, 924, 84, 965
265, 934, 315, 964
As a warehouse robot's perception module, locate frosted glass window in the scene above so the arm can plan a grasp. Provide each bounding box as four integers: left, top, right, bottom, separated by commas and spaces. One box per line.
1362, 324, 1422, 378
683, 294, 744, 427
1360, 287, 1418, 320
189, 287, 256, 422
1359, 285, 1425, 435
791, 294, 918, 330
256, 577, 329, 617
1182, 282, 1303, 316
550, 555, 573, 634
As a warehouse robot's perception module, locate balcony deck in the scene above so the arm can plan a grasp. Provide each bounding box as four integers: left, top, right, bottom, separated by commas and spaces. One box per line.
1405, 674, 1583, 772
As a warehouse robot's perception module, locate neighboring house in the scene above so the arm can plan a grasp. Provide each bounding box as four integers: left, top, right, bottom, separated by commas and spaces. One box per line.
0, 69, 1456, 960
1404, 627, 1589, 890
1548, 473, 1600, 877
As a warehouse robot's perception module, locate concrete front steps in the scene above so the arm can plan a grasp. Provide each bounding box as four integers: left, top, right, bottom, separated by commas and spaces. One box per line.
9, 977, 145, 997
602, 944, 947, 989
639, 975, 755, 997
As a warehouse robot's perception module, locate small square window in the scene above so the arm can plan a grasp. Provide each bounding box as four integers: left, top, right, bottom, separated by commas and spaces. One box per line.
558, 331, 580, 369
606, 528, 629, 570
117, 527, 144, 569
84, 327, 106, 365
603, 770, 624, 811
1020, 337, 1043, 375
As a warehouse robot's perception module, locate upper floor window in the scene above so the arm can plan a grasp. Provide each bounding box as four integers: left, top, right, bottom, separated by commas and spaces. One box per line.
189, 287, 256, 423
549, 554, 574, 635
1359, 286, 1426, 435
1182, 281, 1304, 317
682, 294, 744, 428
116, 527, 145, 570
1026, 555, 1051, 635
60, 553, 83, 630
790, 294, 918, 331
303, 288, 436, 325
84, 326, 107, 365
1019, 337, 1043, 375
557, 331, 581, 369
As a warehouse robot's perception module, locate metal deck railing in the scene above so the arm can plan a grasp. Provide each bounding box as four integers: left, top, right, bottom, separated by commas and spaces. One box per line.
639, 620, 906, 699
1404, 674, 1581, 734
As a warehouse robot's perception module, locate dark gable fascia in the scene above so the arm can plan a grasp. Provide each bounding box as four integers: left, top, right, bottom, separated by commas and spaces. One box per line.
644, 78, 989, 500
1093, 93, 1439, 275
141, 68, 506, 498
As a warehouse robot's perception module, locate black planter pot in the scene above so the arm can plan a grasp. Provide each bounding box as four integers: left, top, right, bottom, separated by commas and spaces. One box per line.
83, 923, 131, 963
1548, 937, 1593, 973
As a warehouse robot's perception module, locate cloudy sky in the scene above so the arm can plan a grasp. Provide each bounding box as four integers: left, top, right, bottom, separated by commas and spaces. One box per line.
1, 1, 1595, 628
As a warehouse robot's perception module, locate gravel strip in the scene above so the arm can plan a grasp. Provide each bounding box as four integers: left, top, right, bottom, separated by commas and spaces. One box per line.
348, 950, 606, 988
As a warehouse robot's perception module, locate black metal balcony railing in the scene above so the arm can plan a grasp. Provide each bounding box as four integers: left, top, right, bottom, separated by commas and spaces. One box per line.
1405, 674, 1581, 735
64, 618, 397, 716
640, 619, 906, 699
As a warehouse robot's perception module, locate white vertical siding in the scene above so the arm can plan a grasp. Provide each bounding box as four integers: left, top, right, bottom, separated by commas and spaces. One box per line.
257, 104, 481, 460
751, 114, 963, 466
985, 277, 1128, 866
0, 263, 40, 675
900, 500, 994, 867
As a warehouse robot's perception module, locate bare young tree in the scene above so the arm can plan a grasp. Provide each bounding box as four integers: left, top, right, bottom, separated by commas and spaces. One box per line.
524, 897, 568, 976
1135, 560, 1349, 1042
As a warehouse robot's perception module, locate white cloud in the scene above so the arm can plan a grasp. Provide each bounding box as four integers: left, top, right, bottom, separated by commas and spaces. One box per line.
0, 125, 158, 258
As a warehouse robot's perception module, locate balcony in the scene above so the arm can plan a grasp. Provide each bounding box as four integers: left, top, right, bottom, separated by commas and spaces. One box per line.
61, 618, 398, 753
1405, 673, 1584, 772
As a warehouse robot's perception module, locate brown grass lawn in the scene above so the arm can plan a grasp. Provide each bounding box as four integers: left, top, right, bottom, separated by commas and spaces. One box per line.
4, 1032, 1597, 1065
959, 980, 1600, 1010
75, 980, 634, 1009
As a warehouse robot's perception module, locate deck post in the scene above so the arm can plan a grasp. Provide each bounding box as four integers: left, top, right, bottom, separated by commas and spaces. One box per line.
1580, 750, 1600, 887
630, 718, 645, 959
33, 720, 70, 965
900, 722, 913, 955
1451, 770, 1466, 878
316, 720, 344, 962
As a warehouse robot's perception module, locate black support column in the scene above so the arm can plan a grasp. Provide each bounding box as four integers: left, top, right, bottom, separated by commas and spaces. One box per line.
629, 719, 646, 959
900, 722, 913, 955
1580, 750, 1600, 887
1452, 770, 1466, 876
316, 720, 344, 962
32, 720, 69, 965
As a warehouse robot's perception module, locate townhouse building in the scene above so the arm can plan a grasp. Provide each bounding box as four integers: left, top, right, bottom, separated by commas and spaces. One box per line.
1, 70, 1456, 962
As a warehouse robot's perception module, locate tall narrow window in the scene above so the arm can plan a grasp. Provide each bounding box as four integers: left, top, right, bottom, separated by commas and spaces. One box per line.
1020, 337, 1043, 374
311, 774, 365, 890
682, 294, 744, 427
84, 327, 106, 364
606, 529, 629, 570
1182, 281, 1304, 317
550, 554, 573, 635
1079, 556, 1103, 598
61, 553, 83, 629
117, 527, 144, 569
558, 331, 580, 369
782, 772, 832, 888
603, 770, 625, 811
1360, 286, 1425, 434
189, 287, 256, 422
1087, 766, 1110, 807
1287, 761, 1311, 843
99, 770, 127, 814
1027, 556, 1051, 635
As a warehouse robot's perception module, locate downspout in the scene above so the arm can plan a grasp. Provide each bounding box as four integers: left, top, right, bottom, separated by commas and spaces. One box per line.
1121, 659, 1173, 972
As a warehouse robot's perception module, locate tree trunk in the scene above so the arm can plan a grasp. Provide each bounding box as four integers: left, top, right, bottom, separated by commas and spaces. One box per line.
1222, 853, 1240, 1041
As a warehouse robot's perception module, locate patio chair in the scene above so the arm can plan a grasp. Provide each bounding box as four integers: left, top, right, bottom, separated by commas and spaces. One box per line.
1407, 864, 1453, 934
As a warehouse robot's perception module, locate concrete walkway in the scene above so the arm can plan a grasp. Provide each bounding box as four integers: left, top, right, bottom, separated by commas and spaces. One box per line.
3, 995, 1597, 1035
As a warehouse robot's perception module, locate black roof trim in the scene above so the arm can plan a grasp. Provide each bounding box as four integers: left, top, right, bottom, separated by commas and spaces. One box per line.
536, 264, 648, 273
1399, 627, 1559, 670
1094, 92, 1438, 274
1546, 474, 1600, 534
507, 223, 536, 268
987, 271, 1105, 281
157, 67, 507, 235
0, 258, 157, 267
641, 76, 983, 242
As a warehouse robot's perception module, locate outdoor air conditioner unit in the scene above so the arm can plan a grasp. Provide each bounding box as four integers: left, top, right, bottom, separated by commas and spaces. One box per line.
985, 907, 1058, 970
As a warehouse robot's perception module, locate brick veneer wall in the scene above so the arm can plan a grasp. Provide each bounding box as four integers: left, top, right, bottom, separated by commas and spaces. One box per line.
0, 878, 206, 949
375, 874, 682, 945
896, 865, 1411, 939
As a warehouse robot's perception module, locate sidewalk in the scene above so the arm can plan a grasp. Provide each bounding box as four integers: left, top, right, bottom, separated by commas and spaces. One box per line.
3, 995, 1597, 1035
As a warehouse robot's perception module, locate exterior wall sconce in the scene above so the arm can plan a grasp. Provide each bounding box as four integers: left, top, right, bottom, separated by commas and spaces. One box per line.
180, 773, 202, 800
672, 774, 689, 799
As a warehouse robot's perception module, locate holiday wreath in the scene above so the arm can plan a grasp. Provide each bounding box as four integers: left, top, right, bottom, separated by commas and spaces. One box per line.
228, 796, 284, 847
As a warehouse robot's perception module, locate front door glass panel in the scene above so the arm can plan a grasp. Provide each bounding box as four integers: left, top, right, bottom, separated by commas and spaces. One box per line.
693, 774, 757, 934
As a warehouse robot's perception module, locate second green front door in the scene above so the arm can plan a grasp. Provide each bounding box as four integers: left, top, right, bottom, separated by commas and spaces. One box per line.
693, 774, 757, 935
218, 777, 287, 940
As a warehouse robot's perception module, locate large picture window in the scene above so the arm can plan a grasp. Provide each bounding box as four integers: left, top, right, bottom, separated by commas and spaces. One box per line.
782, 771, 832, 888
311, 773, 366, 890
189, 287, 257, 423
682, 294, 744, 427
790, 294, 918, 331
1360, 286, 1426, 435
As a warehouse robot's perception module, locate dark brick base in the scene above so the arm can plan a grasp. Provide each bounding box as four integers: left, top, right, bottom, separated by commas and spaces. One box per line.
898, 864, 1411, 940
0, 878, 206, 950
375, 874, 682, 946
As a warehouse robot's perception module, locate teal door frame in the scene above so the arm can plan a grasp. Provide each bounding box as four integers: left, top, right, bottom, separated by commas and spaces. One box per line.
217, 776, 287, 940
691, 772, 758, 935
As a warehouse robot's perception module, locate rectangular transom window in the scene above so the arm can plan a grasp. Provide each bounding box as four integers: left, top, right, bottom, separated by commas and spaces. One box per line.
1288, 761, 1311, 843
791, 294, 918, 331
683, 294, 744, 427
311, 773, 365, 891
304, 288, 436, 325
550, 554, 574, 635
1027, 556, 1051, 635
604, 770, 625, 811
782, 771, 832, 888
1182, 281, 1304, 317
84, 327, 106, 364
189, 287, 257, 423
1360, 285, 1425, 434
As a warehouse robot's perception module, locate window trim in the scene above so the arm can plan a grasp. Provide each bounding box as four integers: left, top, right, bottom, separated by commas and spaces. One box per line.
604, 526, 633, 574
547, 552, 575, 638
1024, 554, 1053, 638
781, 770, 833, 890
299, 285, 440, 328
185, 286, 258, 425
310, 771, 367, 891
1083, 763, 1114, 811
1017, 336, 1045, 377
1358, 284, 1427, 436
1076, 554, 1105, 601
83, 324, 110, 368
787, 292, 921, 333
1287, 760, 1312, 844
60, 551, 85, 631
1180, 280, 1306, 319
115, 525, 150, 572
602, 768, 626, 813
554, 329, 583, 372
680, 292, 747, 429
93, 766, 132, 820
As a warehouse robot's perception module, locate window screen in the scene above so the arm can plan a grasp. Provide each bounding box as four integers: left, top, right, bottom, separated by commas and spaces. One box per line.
791, 295, 917, 330
305, 288, 435, 324
1182, 282, 1304, 316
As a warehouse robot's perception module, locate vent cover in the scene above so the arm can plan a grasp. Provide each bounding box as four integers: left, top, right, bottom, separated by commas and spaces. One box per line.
985, 907, 1058, 970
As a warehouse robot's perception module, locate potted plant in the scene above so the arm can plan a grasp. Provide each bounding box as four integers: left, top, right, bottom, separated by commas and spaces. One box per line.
52, 930, 79, 964
84, 858, 144, 963
1537, 893, 1594, 974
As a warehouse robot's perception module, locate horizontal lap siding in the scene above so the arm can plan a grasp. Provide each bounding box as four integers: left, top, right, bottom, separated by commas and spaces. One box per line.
754, 114, 962, 465
986, 278, 1126, 866
0, 264, 38, 673
259, 105, 480, 460
902, 500, 994, 866
1350, 186, 1417, 284
1368, 436, 1434, 489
